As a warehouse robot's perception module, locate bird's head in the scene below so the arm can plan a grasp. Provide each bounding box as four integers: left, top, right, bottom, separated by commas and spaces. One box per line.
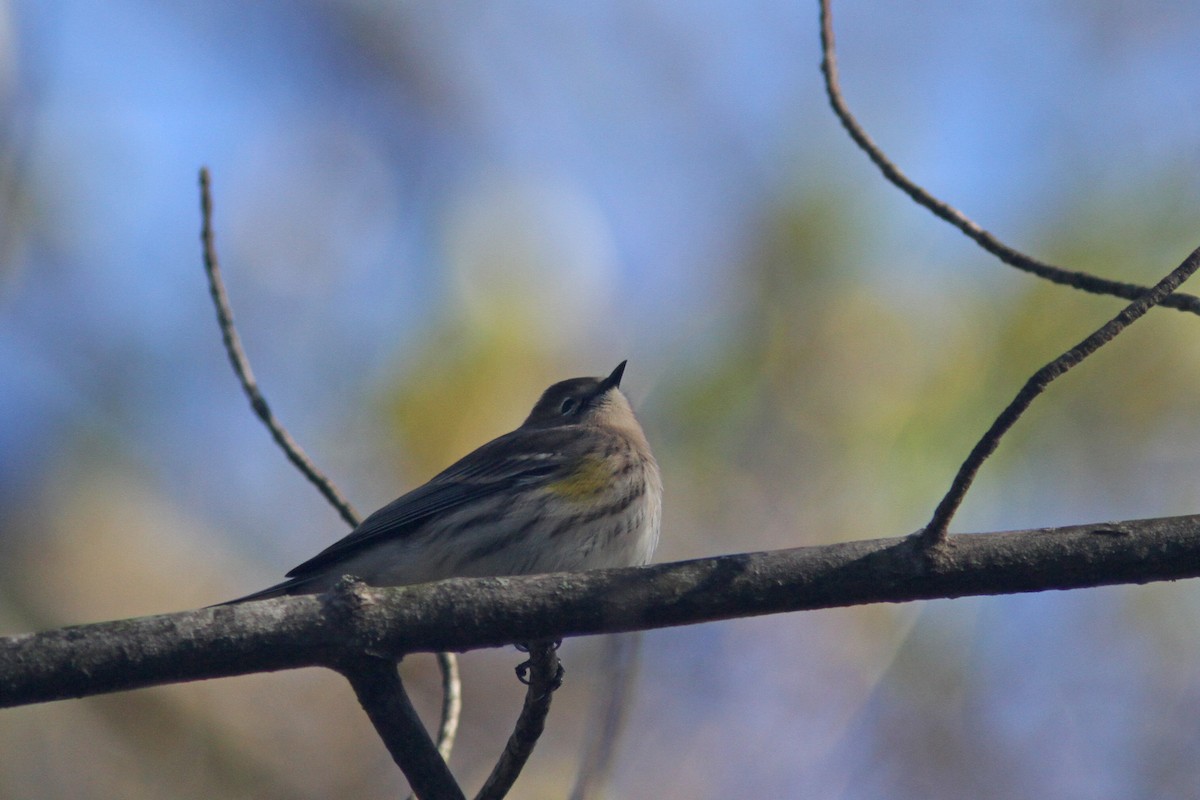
522, 361, 638, 431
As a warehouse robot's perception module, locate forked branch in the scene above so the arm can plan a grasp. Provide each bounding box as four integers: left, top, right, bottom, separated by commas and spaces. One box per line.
922, 247, 1200, 545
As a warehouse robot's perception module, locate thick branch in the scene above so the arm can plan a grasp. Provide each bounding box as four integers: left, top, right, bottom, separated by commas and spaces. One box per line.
5, 514, 1200, 708
340, 655, 465, 800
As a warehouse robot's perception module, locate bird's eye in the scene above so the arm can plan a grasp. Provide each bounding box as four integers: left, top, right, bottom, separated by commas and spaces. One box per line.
559, 397, 578, 415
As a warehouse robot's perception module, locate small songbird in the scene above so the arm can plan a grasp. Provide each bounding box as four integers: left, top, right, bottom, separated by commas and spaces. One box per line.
225, 361, 661, 603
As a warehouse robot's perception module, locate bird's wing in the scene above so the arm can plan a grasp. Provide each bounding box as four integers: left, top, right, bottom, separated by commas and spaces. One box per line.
284, 429, 571, 578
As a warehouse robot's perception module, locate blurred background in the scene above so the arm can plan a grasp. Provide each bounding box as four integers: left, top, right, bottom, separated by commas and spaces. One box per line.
3, 1, 1200, 797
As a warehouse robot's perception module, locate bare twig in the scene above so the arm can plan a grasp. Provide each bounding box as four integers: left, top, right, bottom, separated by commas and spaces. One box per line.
435, 650, 462, 760
198, 167, 361, 528
400, 651, 462, 800
922, 245, 1200, 545
340, 655, 466, 800
400, 652, 462, 800
569, 633, 642, 800
197, 168, 463, 773
816, 0, 1200, 316
475, 642, 563, 800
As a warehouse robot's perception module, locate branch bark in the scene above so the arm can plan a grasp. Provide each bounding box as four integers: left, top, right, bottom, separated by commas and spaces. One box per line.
340, 655, 465, 800
198, 167, 464, 782
922, 244, 1200, 544
5, 515, 1200, 709
475, 642, 562, 800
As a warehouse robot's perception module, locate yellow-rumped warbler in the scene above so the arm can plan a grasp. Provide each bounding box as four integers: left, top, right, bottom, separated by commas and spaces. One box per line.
225, 361, 661, 603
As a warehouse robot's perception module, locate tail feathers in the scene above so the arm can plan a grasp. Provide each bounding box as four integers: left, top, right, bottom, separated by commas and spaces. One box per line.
210, 575, 319, 607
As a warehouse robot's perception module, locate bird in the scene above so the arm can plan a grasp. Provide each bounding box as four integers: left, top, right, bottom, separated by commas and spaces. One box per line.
223, 361, 661, 604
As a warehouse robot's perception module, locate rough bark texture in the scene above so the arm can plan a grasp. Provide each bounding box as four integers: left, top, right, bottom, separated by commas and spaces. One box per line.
4, 515, 1200, 709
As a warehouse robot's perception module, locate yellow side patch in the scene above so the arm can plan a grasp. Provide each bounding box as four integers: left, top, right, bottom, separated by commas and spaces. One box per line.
544, 456, 610, 500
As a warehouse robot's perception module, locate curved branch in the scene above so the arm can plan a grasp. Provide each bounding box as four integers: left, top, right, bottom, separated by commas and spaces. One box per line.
198, 168, 461, 769
7, 514, 1200, 708
402, 651, 463, 800
198, 167, 361, 528
435, 651, 462, 760
475, 642, 562, 800
816, 0, 1200, 315
923, 244, 1200, 544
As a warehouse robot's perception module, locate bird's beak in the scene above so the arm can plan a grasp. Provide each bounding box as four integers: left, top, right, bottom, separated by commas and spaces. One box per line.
600, 360, 627, 392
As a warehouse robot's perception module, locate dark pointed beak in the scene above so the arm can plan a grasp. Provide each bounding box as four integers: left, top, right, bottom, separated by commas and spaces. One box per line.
599, 360, 627, 391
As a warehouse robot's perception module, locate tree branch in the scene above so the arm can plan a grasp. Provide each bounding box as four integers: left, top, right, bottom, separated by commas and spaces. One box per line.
434, 650, 462, 761
340, 655, 466, 800
6, 514, 1200, 709
199, 168, 462, 776
922, 244, 1200, 545
816, 0, 1200, 315
474, 642, 562, 800
198, 167, 361, 528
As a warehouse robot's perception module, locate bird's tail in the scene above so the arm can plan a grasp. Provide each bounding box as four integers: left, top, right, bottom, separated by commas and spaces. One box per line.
209, 575, 318, 607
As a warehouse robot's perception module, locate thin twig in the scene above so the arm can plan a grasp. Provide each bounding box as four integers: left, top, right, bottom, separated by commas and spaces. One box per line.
568, 633, 642, 800
198, 167, 462, 772
816, 0, 1200, 316
401, 654, 462, 800
198, 167, 361, 528
922, 244, 1200, 546
340, 656, 466, 800
435, 650, 462, 760
475, 643, 563, 800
